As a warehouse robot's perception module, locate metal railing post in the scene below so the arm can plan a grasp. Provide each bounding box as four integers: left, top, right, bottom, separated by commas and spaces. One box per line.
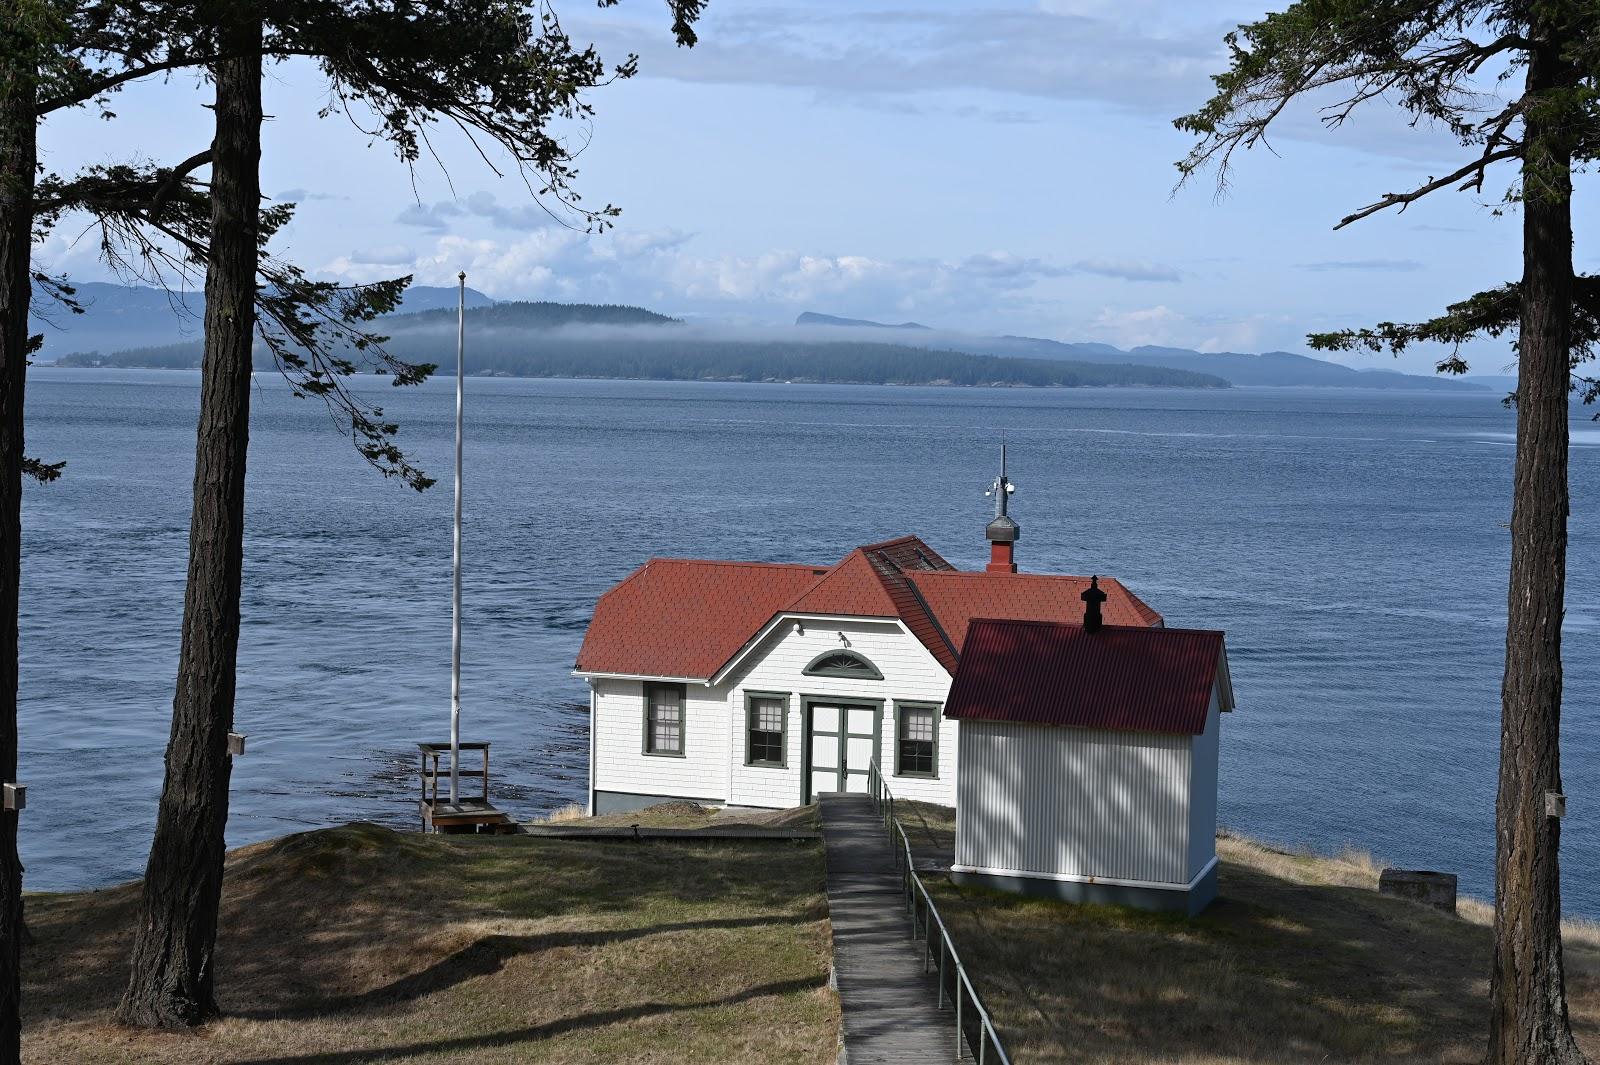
956, 976, 964, 1059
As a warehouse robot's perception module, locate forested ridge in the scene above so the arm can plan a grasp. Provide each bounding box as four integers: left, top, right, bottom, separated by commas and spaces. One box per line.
59, 334, 1229, 388
55, 300, 1228, 388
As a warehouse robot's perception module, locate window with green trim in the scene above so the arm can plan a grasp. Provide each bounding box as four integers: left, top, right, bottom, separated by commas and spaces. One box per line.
644, 682, 685, 756
896, 706, 937, 778
746, 695, 786, 767
803, 650, 882, 680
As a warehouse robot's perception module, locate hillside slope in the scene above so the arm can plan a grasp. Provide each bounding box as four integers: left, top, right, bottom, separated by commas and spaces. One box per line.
24, 822, 836, 1064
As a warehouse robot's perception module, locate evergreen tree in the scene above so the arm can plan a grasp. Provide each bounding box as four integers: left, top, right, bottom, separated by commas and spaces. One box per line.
0, 0, 707, 1041
1177, 4, 1598, 1061
101, 0, 706, 1030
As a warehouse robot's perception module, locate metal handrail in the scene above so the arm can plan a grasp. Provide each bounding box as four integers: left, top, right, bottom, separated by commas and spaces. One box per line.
866, 759, 1013, 1065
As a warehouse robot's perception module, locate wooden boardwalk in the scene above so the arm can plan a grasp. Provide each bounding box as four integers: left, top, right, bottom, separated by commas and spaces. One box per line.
820, 792, 956, 1064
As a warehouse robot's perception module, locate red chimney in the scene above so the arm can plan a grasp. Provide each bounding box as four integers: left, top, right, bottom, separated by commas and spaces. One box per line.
984, 443, 1019, 573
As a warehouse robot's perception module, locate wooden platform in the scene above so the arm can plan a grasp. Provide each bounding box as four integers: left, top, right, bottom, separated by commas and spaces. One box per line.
417, 742, 516, 833
419, 798, 517, 834
819, 792, 955, 1064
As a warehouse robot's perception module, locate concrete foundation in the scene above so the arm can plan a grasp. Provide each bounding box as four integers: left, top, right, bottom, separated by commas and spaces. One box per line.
590, 789, 727, 815
951, 862, 1217, 917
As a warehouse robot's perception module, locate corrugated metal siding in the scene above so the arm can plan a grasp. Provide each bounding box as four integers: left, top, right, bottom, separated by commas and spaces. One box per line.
956, 720, 1192, 885
1186, 690, 1221, 879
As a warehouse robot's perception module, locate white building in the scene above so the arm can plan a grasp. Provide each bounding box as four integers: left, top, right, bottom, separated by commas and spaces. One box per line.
574, 453, 1237, 914
943, 611, 1234, 915
573, 457, 1168, 816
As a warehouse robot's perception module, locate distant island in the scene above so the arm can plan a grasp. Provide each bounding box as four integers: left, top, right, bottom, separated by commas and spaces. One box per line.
796, 312, 1489, 392
39, 284, 1486, 392
54, 298, 1230, 390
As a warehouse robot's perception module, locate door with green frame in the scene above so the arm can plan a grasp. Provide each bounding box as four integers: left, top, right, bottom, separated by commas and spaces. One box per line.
805, 701, 881, 799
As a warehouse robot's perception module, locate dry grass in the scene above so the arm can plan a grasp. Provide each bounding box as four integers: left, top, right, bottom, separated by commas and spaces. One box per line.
893, 805, 1600, 1065
23, 822, 837, 1064
537, 802, 589, 823
566, 803, 820, 832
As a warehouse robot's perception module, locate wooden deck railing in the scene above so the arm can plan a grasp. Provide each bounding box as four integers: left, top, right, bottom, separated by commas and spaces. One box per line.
866, 760, 1014, 1065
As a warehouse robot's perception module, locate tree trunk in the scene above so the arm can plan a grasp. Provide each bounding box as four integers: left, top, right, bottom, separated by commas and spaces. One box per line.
1487, 10, 1586, 1065
117, 25, 261, 1031
0, 20, 36, 1065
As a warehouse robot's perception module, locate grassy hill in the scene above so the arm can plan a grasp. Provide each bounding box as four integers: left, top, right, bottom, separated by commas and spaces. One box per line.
27, 807, 1593, 1064
893, 801, 1600, 1064
24, 821, 836, 1064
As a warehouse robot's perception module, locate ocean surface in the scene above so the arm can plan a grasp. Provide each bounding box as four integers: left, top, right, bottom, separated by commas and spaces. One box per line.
18, 368, 1600, 915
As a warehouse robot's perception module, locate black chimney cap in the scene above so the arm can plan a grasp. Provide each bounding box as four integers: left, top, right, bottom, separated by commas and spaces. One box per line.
1081, 575, 1107, 632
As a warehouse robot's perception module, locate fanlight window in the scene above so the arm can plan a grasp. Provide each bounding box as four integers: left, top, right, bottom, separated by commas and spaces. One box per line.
803, 650, 883, 681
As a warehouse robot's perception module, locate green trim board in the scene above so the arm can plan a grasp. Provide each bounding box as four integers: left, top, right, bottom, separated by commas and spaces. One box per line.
801, 696, 883, 801
642, 681, 687, 758
892, 700, 941, 779
801, 649, 884, 681
743, 690, 791, 768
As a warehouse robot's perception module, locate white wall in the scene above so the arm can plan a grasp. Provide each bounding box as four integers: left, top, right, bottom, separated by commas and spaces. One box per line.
590, 619, 967, 810
591, 677, 731, 804
723, 617, 958, 807
955, 719, 1194, 886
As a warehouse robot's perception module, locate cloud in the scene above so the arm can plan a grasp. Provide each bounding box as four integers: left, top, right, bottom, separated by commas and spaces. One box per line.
571, 5, 1239, 118
272, 187, 349, 202
570, 3, 1501, 167
396, 202, 463, 232
346, 245, 416, 266
1085, 304, 1295, 352
1296, 258, 1426, 272
323, 229, 1117, 323
1072, 258, 1181, 282
395, 191, 557, 235
322, 229, 1178, 323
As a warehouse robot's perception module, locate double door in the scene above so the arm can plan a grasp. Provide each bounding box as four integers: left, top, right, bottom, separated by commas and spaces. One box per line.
806, 702, 880, 800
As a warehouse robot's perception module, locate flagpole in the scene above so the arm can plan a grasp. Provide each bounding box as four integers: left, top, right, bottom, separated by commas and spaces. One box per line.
450, 271, 465, 805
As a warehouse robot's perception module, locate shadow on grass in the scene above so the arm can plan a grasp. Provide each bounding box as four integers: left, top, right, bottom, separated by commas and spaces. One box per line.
934, 855, 1501, 1064
22, 825, 830, 1035
231, 912, 816, 1021
232, 974, 830, 1065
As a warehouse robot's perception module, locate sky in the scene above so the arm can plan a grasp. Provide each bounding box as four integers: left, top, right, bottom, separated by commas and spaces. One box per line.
35, 0, 1559, 373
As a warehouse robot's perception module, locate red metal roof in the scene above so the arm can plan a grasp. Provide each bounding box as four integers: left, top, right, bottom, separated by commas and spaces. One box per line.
574, 536, 1165, 681
944, 619, 1226, 735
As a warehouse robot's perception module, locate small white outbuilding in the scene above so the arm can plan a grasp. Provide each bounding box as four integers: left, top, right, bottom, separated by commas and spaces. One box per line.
943, 596, 1234, 916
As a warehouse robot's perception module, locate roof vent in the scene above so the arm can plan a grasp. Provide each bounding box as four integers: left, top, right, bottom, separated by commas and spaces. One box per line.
1081, 575, 1107, 633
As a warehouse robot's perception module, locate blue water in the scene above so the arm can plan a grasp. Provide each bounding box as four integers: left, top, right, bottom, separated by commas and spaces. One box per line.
18, 368, 1600, 915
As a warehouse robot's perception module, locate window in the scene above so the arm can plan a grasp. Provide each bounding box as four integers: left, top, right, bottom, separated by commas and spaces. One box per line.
896, 705, 937, 778
644, 682, 685, 756
746, 694, 787, 767
802, 650, 883, 680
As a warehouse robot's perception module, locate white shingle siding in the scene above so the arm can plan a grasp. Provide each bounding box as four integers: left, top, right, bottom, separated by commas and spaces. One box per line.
723, 618, 956, 807
588, 618, 960, 809
955, 716, 1198, 887
591, 677, 731, 803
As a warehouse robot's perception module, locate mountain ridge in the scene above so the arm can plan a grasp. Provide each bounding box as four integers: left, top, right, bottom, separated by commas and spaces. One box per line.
802, 311, 1485, 391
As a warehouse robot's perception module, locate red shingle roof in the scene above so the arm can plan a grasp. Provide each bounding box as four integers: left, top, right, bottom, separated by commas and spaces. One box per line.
573, 559, 824, 679
574, 536, 1165, 681
944, 619, 1225, 735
